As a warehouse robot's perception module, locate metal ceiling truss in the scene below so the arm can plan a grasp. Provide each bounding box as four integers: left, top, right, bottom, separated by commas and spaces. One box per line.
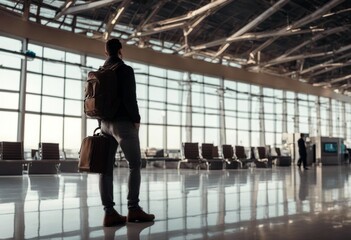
132, 0, 232, 38
213, 0, 290, 58
263, 25, 350, 68
1, 0, 351, 94
249, 0, 345, 57
103, 0, 131, 40
57, 0, 122, 16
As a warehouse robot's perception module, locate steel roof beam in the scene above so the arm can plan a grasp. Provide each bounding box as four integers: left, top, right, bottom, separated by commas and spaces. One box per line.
103, 0, 131, 40
297, 44, 351, 75
134, 0, 232, 37
192, 27, 324, 51
264, 25, 349, 67
309, 59, 351, 77
214, 0, 290, 57
61, 0, 121, 15
132, 0, 167, 37
250, 0, 345, 56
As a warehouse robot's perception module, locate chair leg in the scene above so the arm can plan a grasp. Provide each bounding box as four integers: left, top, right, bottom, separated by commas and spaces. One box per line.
177, 161, 182, 170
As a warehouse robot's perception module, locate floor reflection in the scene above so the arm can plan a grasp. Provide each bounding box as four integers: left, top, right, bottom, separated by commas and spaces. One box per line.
0, 165, 351, 239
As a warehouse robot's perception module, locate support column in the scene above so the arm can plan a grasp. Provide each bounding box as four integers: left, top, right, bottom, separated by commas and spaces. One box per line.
282, 91, 288, 133
342, 102, 347, 140
17, 38, 28, 142
81, 55, 87, 140
328, 98, 333, 137
294, 93, 299, 133
259, 87, 265, 146
184, 72, 192, 142
316, 97, 321, 137
218, 82, 226, 147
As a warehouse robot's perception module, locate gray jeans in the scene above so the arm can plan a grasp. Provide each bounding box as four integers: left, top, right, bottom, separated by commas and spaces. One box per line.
100, 120, 141, 210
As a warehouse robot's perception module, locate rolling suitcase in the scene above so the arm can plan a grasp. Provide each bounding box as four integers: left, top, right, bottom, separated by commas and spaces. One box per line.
78, 127, 109, 173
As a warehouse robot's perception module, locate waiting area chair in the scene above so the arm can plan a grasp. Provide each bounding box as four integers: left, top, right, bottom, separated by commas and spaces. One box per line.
256, 146, 271, 168
222, 144, 242, 169
234, 145, 252, 168
28, 142, 60, 174
274, 147, 292, 166
201, 143, 224, 170
178, 142, 205, 170
0, 141, 25, 175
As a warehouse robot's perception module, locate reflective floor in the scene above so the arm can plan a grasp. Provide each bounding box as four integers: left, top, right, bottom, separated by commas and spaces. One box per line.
1, 165, 351, 239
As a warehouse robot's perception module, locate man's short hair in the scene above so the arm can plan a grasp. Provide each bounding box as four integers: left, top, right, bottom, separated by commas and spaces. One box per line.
300, 133, 304, 138
105, 38, 122, 56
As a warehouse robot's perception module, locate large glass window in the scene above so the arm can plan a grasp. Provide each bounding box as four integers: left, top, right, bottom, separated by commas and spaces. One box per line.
2, 33, 351, 157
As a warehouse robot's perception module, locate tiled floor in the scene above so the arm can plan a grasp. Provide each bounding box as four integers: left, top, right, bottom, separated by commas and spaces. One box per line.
1, 165, 351, 239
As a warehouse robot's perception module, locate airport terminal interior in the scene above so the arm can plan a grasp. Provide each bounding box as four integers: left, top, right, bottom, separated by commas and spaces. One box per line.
1, 0, 351, 239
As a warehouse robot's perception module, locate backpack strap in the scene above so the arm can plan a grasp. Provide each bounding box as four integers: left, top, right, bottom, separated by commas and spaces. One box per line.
99, 62, 122, 71
110, 62, 121, 71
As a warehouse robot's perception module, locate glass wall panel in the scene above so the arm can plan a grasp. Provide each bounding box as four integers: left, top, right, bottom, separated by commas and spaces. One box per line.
64, 99, 81, 116
2, 33, 351, 156
65, 65, 81, 79
167, 110, 181, 125
251, 132, 260, 146
149, 86, 165, 102
0, 92, 19, 109
26, 73, 42, 93
24, 114, 40, 150
27, 44, 43, 72
0, 69, 20, 90
225, 115, 236, 129
0, 52, 22, 69
43, 62, 65, 77
136, 81, 147, 100
42, 76, 64, 97
205, 128, 218, 144
41, 115, 63, 145
192, 127, 204, 144
148, 125, 163, 148
64, 117, 81, 153
0, 111, 18, 141
42, 96, 63, 114
25, 94, 41, 112
139, 124, 147, 150
149, 109, 164, 124
86, 56, 104, 69
226, 129, 237, 145
65, 79, 83, 99
167, 126, 180, 149
238, 130, 249, 146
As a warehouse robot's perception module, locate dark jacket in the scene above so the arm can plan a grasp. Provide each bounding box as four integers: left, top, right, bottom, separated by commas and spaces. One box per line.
298, 137, 307, 157
103, 56, 141, 123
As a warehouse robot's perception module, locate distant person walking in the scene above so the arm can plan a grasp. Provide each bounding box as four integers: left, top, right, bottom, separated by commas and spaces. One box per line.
99, 38, 155, 227
297, 133, 308, 170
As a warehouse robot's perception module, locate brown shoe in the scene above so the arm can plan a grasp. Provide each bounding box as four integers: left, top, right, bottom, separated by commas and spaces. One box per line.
103, 209, 127, 227
128, 208, 155, 222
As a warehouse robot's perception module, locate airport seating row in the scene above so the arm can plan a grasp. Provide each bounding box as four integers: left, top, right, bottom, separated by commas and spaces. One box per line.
1, 141, 292, 175
177, 143, 291, 170
0, 141, 78, 175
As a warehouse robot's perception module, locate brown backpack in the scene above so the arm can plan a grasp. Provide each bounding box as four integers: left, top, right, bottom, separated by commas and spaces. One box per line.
84, 63, 121, 120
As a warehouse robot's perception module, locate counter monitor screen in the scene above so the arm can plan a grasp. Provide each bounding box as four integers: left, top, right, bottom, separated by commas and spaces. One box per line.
323, 142, 338, 154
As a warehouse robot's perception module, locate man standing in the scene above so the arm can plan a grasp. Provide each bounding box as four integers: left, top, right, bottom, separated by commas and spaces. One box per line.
99, 38, 154, 227
297, 133, 308, 170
